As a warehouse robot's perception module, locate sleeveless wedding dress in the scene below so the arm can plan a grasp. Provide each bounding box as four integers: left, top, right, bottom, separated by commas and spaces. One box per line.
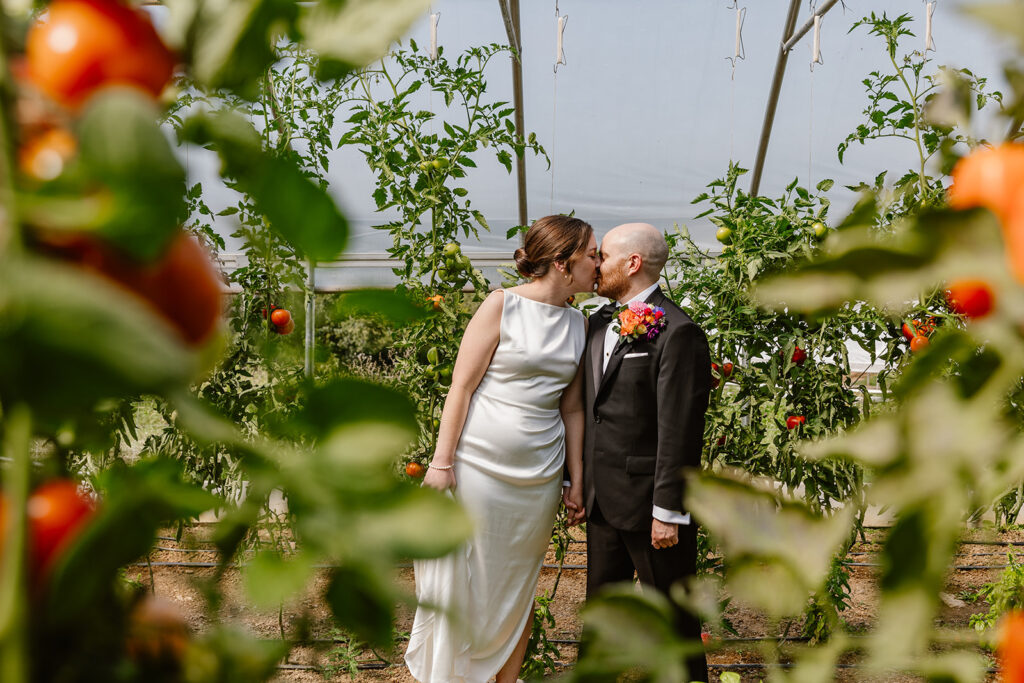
405, 289, 585, 683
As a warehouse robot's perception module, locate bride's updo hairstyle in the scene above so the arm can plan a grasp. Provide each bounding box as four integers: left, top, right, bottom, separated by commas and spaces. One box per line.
513, 215, 593, 279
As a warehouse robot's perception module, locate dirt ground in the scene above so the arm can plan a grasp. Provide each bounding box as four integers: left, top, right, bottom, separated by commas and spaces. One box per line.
125, 525, 1019, 682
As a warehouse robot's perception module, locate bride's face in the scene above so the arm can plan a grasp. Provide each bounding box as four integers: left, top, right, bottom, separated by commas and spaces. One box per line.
568, 234, 599, 291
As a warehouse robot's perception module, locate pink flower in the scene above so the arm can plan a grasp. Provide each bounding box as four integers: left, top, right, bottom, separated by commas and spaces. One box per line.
628, 301, 648, 316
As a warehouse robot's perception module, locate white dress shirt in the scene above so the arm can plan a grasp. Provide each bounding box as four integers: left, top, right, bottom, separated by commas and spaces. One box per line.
601, 284, 690, 526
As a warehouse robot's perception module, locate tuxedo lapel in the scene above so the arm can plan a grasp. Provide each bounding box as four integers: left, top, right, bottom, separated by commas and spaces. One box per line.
589, 321, 607, 390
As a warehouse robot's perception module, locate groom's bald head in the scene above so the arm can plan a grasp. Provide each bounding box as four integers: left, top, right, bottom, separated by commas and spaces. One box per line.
602, 223, 668, 281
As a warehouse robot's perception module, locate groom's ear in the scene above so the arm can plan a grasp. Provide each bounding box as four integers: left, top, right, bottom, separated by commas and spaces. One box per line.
626, 253, 644, 276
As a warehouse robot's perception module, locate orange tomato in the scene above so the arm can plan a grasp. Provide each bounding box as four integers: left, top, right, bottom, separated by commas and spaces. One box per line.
18, 127, 76, 181
427, 294, 444, 310
270, 308, 291, 327
949, 145, 1024, 282
999, 611, 1024, 683
276, 319, 295, 335
25, 0, 176, 109
405, 462, 425, 478
910, 335, 930, 353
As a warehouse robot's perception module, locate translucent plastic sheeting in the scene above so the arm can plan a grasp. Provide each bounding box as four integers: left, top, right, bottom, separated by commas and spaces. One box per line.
166, 1, 1016, 281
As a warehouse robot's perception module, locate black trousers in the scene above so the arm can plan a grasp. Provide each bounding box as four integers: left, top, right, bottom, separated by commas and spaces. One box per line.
585, 501, 708, 682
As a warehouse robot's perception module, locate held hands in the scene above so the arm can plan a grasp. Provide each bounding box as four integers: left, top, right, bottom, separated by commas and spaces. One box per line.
651, 518, 678, 549
422, 465, 456, 492
562, 484, 586, 526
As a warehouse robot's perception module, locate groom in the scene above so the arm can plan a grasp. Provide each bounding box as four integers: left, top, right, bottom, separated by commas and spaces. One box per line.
582, 222, 711, 680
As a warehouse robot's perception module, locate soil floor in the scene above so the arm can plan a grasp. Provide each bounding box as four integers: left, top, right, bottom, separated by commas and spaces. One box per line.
126, 525, 1020, 682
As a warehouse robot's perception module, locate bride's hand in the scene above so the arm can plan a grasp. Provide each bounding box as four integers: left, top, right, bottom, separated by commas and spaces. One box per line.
564, 484, 585, 526
422, 465, 456, 492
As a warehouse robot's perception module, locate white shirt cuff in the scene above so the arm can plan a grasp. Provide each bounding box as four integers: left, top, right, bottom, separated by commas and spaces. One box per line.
563, 480, 571, 487
652, 505, 690, 525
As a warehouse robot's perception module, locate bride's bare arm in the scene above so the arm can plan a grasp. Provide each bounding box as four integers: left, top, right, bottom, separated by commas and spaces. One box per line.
423, 290, 504, 491
559, 332, 586, 524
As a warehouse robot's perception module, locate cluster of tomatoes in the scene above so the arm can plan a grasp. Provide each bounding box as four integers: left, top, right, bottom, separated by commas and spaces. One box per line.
263, 305, 295, 335
15, 0, 223, 349
6, 479, 95, 585
711, 345, 810, 434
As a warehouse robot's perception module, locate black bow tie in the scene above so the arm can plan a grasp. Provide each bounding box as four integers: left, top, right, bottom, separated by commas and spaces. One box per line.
590, 302, 617, 327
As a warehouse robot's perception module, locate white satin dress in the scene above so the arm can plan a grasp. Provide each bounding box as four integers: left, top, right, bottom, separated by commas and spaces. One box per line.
406, 289, 585, 683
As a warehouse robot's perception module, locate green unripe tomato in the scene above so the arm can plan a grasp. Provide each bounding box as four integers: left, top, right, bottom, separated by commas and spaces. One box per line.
439, 364, 453, 380
715, 226, 733, 244
443, 242, 461, 257
812, 221, 828, 238
427, 347, 439, 365
432, 159, 442, 170
419, 161, 431, 172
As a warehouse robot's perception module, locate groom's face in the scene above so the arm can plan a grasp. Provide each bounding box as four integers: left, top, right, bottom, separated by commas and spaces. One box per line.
595, 239, 630, 302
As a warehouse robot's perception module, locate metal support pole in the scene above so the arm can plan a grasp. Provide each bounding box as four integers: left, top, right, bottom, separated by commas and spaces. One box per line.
499, 0, 528, 227
304, 260, 314, 378
749, 0, 802, 197
781, 0, 842, 54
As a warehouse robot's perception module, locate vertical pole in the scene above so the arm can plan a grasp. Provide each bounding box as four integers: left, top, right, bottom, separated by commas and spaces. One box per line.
749, 0, 802, 197
499, 0, 528, 227
304, 260, 314, 378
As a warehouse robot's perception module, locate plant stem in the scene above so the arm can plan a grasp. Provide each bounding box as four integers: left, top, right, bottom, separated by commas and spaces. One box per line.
0, 3, 17, 259
890, 52, 928, 198
0, 404, 32, 683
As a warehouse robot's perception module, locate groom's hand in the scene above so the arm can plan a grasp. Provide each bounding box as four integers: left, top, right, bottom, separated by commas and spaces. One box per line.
651, 519, 678, 549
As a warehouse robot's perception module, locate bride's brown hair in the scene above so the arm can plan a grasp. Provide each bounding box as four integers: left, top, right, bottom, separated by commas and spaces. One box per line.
514, 215, 593, 279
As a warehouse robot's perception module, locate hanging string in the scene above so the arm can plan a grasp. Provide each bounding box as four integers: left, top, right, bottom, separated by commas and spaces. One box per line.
725, 1, 746, 80
550, 1, 562, 211
809, 1, 821, 188
925, 0, 937, 52
429, 11, 441, 61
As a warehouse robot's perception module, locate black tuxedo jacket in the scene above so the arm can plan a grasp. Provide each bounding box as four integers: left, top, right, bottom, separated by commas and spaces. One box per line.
583, 287, 712, 532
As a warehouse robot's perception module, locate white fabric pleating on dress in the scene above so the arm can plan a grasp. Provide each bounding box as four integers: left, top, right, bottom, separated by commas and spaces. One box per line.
406, 289, 585, 683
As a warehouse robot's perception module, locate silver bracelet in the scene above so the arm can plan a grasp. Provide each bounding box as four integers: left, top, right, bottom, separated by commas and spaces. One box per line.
428, 463, 454, 471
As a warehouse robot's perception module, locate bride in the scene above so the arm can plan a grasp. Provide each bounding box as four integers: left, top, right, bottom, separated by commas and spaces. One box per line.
405, 215, 597, 683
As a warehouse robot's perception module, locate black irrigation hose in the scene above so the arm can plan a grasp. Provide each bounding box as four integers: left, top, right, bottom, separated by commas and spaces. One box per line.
844, 561, 1011, 570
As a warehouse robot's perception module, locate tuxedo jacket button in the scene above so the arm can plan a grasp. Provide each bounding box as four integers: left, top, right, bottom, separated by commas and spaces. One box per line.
594, 415, 602, 424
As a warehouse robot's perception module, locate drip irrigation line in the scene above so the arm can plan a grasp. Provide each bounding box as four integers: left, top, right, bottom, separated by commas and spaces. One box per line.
844, 561, 1009, 570
277, 662, 388, 671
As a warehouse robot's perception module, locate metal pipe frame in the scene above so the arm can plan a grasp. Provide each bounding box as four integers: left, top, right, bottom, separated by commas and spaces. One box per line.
749, 0, 802, 197
498, 0, 529, 228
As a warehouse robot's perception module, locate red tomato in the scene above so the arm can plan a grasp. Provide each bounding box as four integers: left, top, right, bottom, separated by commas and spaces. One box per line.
405, 462, 425, 478
270, 308, 291, 327
910, 335, 930, 353
902, 320, 921, 341
276, 319, 295, 335
786, 415, 806, 430
25, 0, 176, 109
722, 362, 734, 377
35, 229, 224, 346
711, 362, 720, 374
791, 346, 807, 365
27, 479, 94, 576
946, 278, 995, 319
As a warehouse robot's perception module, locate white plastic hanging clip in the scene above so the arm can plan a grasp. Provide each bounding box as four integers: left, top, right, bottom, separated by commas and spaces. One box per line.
555, 12, 568, 72
925, 1, 937, 52
429, 12, 441, 61
726, 2, 746, 79
811, 12, 823, 69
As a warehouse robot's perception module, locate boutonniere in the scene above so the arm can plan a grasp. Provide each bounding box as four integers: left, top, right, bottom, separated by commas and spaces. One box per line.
612, 301, 667, 342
